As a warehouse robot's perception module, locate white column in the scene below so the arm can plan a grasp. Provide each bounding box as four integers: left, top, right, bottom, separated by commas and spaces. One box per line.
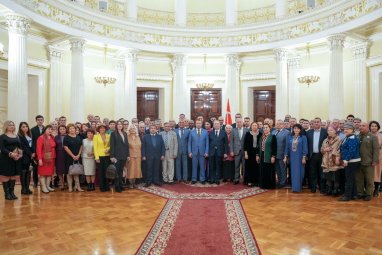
225, 0, 238, 26
175, 0, 187, 26
114, 59, 126, 119
328, 34, 346, 120
69, 38, 86, 122
275, 0, 288, 18
127, 0, 138, 21
171, 54, 188, 119
274, 48, 289, 121
225, 54, 241, 116
6, 14, 29, 124
48, 46, 63, 121
287, 56, 301, 119
124, 50, 138, 120
370, 65, 382, 122
352, 42, 369, 121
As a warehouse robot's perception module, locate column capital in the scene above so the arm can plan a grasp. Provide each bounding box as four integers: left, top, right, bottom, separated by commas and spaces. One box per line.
5, 14, 30, 35
47, 45, 64, 60
327, 34, 346, 51
287, 56, 301, 69
225, 54, 240, 65
124, 49, 138, 62
274, 48, 289, 62
352, 42, 369, 60
171, 54, 187, 73
114, 58, 125, 71
69, 38, 86, 53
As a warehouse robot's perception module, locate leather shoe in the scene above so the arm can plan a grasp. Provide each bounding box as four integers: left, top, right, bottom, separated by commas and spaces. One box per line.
201, 181, 206, 185
215, 181, 220, 185
144, 183, 151, 187
233, 180, 239, 185
310, 189, 316, 193
338, 196, 350, 202
191, 181, 196, 184
363, 195, 372, 201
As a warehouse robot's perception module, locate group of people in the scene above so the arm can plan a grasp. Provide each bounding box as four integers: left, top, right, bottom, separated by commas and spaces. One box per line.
0, 112, 381, 203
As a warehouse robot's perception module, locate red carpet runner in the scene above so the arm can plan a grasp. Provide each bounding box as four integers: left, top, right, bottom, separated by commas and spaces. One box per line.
136, 183, 264, 255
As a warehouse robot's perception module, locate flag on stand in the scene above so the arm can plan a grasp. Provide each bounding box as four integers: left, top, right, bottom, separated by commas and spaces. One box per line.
225, 99, 232, 125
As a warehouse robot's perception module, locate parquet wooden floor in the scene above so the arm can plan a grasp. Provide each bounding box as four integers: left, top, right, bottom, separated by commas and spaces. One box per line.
0, 186, 381, 255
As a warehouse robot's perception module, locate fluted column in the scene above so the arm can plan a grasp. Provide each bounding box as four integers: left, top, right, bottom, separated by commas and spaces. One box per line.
225, 54, 241, 116
124, 50, 138, 119
275, 0, 288, 18
175, 0, 187, 26
6, 14, 30, 124
48, 46, 64, 121
328, 34, 345, 120
171, 54, 188, 119
69, 38, 86, 122
274, 48, 289, 120
127, 0, 137, 21
226, 0, 238, 26
114, 59, 126, 119
353, 42, 369, 121
287, 56, 301, 119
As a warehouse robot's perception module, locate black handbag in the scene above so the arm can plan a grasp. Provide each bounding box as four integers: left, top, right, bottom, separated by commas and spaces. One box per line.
106, 164, 117, 179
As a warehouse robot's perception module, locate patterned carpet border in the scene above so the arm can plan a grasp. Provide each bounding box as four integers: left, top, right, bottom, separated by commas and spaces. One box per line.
225, 200, 261, 255
136, 199, 183, 255
138, 185, 266, 200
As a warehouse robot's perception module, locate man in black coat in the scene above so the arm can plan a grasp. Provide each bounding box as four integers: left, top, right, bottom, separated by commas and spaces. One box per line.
30, 115, 44, 187
208, 121, 228, 185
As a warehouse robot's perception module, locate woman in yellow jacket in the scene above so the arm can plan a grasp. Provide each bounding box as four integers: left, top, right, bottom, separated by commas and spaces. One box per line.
93, 124, 111, 192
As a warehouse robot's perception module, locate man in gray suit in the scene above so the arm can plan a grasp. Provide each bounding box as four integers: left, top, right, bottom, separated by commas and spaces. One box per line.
175, 120, 190, 182
272, 119, 290, 188
160, 122, 178, 184
231, 118, 249, 184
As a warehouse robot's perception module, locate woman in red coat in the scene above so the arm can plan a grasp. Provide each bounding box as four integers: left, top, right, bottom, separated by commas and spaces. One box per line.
36, 125, 56, 193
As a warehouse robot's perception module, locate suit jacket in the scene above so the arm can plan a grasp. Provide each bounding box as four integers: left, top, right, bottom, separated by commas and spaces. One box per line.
175, 128, 190, 155
160, 130, 178, 158
306, 128, 327, 158
209, 129, 228, 157
19, 135, 33, 165
31, 125, 44, 153
141, 134, 165, 158
231, 127, 249, 155
109, 131, 130, 160
232, 123, 237, 129
188, 128, 209, 156
272, 129, 290, 159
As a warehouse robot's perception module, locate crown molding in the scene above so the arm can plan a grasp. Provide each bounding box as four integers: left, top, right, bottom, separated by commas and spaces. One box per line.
137, 74, 172, 81
187, 75, 225, 82
240, 73, 276, 81
366, 55, 382, 67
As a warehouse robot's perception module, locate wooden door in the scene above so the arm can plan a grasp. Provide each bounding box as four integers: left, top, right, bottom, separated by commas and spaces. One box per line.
137, 89, 159, 121
191, 89, 222, 122
253, 90, 275, 123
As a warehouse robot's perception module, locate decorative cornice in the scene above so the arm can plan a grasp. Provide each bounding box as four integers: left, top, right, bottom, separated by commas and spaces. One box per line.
3, 0, 381, 53
137, 74, 172, 82
274, 48, 289, 62
187, 75, 225, 82
352, 41, 369, 59
5, 13, 30, 35
327, 34, 346, 51
366, 55, 382, 67
240, 73, 276, 81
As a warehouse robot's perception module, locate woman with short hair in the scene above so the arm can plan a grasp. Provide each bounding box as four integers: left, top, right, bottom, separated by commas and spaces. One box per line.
369, 121, 382, 197
257, 123, 277, 189
55, 125, 67, 190
82, 129, 96, 191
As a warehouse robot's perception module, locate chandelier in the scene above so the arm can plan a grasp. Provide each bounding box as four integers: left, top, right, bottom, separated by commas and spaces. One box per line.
94, 44, 117, 87
195, 54, 214, 90
297, 43, 320, 87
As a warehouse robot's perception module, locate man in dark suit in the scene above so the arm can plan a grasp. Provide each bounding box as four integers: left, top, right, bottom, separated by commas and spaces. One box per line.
306, 117, 327, 193
231, 118, 249, 184
209, 121, 228, 185
231, 113, 242, 129
142, 124, 165, 187
175, 120, 190, 182
31, 115, 44, 187
218, 116, 225, 130
272, 120, 290, 188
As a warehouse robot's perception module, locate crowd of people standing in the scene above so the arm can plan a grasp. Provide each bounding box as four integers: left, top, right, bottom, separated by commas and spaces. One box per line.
0, 112, 381, 203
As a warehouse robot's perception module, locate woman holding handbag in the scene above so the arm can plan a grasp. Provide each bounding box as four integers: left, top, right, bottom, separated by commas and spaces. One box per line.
36, 125, 56, 194
18, 122, 34, 195
63, 123, 83, 192
0, 121, 23, 200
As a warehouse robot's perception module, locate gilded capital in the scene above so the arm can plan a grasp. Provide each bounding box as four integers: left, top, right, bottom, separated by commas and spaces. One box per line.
274, 49, 288, 62
327, 34, 346, 51
5, 14, 30, 35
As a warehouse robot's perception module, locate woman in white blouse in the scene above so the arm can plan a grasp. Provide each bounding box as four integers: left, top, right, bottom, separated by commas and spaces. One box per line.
82, 129, 96, 191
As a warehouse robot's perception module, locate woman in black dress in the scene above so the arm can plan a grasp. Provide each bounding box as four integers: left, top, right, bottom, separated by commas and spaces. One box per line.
55, 125, 67, 190
0, 121, 22, 200
63, 123, 83, 192
18, 122, 34, 195
222, 124, 235, 182
244, 122, 261, 187
256, 123, 277, 189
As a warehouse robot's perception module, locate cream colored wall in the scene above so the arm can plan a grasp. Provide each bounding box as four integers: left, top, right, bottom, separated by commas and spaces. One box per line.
241, 60, 276, 74
27, 40, 48, 61
136, 61, 171, 75
369, 39, 382, 57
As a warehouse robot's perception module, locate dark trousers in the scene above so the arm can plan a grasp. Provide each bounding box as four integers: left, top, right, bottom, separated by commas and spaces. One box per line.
141, 160, 147, 183
309, 153, 325, 191
114, 160, 126, 192
32, 161, 39, 186
98, 156, 111, 191
187, 157, 193, 181
209, 154, 222, 182
344, 162, 360, 199
146, 156, 161, 185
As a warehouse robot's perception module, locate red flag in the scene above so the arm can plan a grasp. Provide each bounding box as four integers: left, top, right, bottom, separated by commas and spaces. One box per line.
225, 99, 232, 125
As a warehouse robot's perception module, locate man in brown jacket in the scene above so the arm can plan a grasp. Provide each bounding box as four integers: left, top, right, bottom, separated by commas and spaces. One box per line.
356, 122, 380, 201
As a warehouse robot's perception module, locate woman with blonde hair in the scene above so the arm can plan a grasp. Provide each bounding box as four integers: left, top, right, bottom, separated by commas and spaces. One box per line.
36, 125, 56, 194
126, 124, 142, 188
0, 121, 23, 200
321, 125, 343, 196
